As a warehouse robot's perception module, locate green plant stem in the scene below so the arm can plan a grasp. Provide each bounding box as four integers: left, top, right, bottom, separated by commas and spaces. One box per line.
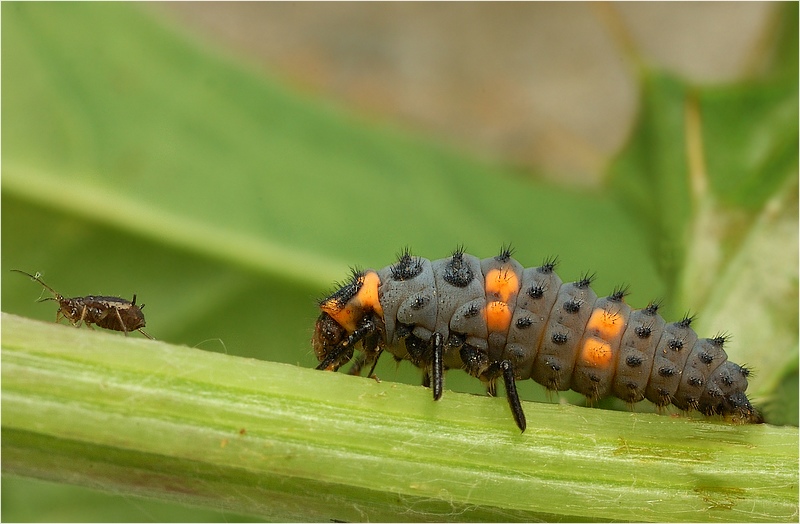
2, 313, 797, 522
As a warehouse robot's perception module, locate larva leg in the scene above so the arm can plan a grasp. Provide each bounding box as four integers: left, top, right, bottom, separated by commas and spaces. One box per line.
431, 332, 444, 401
347, 339, 383, 378
460, 344, 489, 379
487, 381, 497, 397
421, 369, 431, 388
316, 318, 377, 371
366, 348, 383, 378
500, 360, 526, 432
404, 331, 445, 396
347, 353, 369, 376
462, 345, 526, 431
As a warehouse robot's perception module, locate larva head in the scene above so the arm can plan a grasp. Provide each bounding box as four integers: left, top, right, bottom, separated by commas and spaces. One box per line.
312, 269, 383, 366
312, 311, 351, 367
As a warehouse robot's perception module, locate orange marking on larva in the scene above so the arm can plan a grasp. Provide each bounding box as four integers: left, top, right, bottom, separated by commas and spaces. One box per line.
485, 268, 520, 303
356, 271, 384, 317
324, 304, 359, 332
586, 307, 625, 340
582, 338, 613, 368
321, 271, 383, 332
485, 300, 513, 332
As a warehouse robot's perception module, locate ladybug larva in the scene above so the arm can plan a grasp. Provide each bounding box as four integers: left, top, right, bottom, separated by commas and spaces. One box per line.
312, 247, 762, 431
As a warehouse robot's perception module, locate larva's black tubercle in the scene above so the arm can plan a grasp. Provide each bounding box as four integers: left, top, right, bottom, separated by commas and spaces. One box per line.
311, 248, 762, 432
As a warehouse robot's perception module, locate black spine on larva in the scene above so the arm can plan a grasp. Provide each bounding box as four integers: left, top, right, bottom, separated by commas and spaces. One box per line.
677, 312, 696, 328
443, 248, 474, 287
390, 248, 423, 281
540, 256, 558, 273
319, 269, 364, 308
575, 271, 596, 289
609, 285, 630, 302
644, 300, 661, 315
496, 244, 514, 262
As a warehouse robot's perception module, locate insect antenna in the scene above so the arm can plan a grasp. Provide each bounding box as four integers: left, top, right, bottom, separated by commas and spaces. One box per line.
11, 270, 63, 301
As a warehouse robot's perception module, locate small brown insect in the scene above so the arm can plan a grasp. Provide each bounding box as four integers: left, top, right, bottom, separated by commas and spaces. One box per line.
12, 270, 153, 339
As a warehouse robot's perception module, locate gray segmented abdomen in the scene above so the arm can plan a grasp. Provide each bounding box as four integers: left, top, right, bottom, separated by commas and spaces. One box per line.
368, 249, 754, 418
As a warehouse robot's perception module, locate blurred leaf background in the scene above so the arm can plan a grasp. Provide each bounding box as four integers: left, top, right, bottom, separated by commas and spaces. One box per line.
2, 2, 797, 522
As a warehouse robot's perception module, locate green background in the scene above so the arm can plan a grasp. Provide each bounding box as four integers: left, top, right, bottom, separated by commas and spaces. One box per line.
2, 3, 797, 521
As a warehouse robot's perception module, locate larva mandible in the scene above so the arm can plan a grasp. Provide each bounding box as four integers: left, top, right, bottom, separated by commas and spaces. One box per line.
311, 247, 761, 431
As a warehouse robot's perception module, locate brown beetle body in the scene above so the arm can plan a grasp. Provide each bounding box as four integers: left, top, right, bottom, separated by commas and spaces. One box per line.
13, 270, 153, 339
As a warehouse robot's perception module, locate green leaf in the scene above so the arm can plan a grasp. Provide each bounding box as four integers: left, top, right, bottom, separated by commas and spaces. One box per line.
3, 314, 798, 522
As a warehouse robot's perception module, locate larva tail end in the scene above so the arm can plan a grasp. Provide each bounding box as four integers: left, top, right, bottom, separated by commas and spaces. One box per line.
725, 392, 764, 424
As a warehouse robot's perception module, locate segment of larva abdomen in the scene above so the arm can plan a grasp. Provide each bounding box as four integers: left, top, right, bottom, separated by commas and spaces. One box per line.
506, 265, 562, 380
531, 280, 597, 391
377, 256, 436, 354
611, 305, 665, 403
570, 295, 631, 400
644, 319, 698, 406
672, 337, 728, 412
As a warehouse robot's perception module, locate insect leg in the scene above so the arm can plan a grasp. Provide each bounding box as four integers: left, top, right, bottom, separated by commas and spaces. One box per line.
500, 360, 526, 432
360, 330, 384, 378
347, 343, 383, 377
431, 332, 444, 401
137, 328, 155, 340
316, 318, 376, 371
421, 369, 431, 388
317, 344, 353, 371
486, 380, 498, 397
365, 348, 384, 378
113, 307, 129, 335
347, 353, 368, 376
460, 344, 489, 378
76, 304, 91, 329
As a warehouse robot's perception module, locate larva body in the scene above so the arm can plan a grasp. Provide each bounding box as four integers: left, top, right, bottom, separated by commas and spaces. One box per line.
312, 248, 760, 431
